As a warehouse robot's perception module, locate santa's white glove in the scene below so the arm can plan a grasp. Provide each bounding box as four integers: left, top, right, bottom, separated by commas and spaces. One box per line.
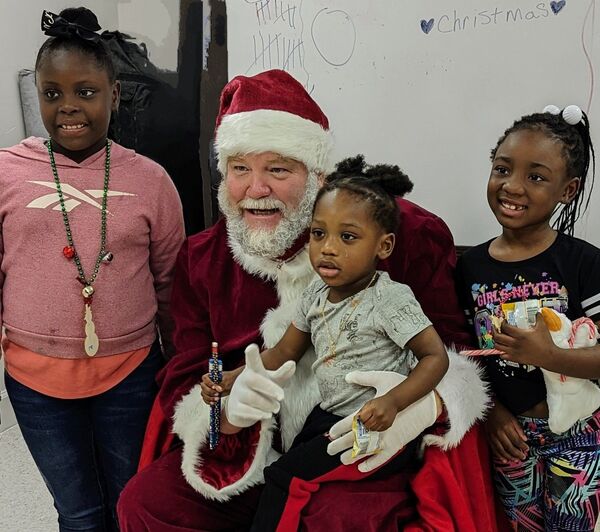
224, 344, 296, 428
326, 371, 438, 473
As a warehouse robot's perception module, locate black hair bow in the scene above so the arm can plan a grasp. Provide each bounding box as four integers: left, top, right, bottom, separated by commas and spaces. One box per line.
41, 10, 100, 42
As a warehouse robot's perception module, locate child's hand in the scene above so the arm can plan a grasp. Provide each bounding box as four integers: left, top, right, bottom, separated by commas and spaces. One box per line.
493, 315, 555, 368
357, 394, 398, 431
485, 402, 529, 463
200, 373, 221, 405
200, 370, 238, 405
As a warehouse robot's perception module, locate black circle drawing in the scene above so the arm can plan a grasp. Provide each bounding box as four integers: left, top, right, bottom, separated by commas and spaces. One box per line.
311, 8, 356, 67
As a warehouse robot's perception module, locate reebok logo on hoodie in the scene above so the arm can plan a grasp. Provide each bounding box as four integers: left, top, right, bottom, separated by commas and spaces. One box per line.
26, 181, 136, 212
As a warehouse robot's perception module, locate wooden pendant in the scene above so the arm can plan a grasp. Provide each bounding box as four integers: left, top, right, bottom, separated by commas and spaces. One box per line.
84, 303, 99, 357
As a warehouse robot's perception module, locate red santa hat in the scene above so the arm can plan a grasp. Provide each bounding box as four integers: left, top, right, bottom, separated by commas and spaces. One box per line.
215, 69, 334, 176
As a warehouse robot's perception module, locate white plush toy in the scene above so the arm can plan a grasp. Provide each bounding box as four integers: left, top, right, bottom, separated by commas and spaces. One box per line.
539, 307, 600, 434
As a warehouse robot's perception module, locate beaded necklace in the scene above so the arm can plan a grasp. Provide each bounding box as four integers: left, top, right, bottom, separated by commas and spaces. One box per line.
320, 271, 378, 364
46, 139, 112, 357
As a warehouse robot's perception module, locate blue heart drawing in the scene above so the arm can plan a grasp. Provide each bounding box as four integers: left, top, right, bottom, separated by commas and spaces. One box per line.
550, 0, 566, 14
420, 18, 434, 34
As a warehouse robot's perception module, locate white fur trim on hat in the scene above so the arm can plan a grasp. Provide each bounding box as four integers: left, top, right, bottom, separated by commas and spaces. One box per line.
216, 109, 334, 176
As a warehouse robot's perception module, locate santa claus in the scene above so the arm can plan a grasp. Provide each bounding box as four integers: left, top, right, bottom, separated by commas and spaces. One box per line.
118, 69, 498, 531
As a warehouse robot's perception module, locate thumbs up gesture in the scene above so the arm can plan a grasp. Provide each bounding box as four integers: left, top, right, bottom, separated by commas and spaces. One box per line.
224, 344, 296, 429
326, 371, 438, 473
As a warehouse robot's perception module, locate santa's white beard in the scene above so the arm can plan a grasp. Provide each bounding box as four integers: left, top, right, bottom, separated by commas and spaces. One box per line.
218, 173, 319, 259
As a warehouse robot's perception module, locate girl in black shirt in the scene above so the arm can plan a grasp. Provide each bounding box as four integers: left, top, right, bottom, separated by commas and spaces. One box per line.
457, 105, 600, 531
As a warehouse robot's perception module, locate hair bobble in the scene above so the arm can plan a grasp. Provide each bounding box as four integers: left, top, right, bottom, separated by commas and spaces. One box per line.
562, 105, 583, 126
543, 104, 561, 115
543, 104, 583, 126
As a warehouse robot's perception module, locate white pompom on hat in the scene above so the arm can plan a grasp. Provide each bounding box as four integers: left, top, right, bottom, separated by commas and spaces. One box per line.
214, 69, 334, 177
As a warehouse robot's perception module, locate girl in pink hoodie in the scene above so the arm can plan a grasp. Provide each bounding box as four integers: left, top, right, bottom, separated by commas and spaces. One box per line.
0, 8, 184, 531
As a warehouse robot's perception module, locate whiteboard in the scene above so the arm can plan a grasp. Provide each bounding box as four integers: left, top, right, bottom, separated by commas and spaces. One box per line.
226, 0, 600, 247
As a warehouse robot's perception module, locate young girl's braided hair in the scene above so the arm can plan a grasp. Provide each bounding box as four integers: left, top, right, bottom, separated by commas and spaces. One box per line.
35, 8, 116, 83
315, 155, 414, 233
491, 108, 595, 235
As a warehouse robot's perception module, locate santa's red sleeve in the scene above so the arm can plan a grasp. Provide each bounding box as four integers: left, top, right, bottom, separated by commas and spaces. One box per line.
139, 224, 274, 470
139, 236, 215, 469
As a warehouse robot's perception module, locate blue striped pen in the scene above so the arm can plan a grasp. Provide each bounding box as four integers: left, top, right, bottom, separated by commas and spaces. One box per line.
208, 341, 223, 450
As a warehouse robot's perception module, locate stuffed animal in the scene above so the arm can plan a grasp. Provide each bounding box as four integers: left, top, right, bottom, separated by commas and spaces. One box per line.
539, 307, 600, 434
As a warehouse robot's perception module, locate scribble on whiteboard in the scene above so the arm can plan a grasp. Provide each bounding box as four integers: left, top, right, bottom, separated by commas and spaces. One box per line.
246, 0, 298, 28
581, 0, 596, 113
243, 0, 313, 92
240, 1, 355, 92
249, 33, 306, 71
311, 8, 356, 66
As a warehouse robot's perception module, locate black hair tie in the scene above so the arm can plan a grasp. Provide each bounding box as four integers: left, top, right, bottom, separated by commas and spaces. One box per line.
41, 10, 100, 43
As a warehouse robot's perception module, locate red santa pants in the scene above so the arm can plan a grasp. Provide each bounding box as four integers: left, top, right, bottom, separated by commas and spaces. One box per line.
117, 413, 418, 532
251, 406, 420, 532
117, 445, 264, 531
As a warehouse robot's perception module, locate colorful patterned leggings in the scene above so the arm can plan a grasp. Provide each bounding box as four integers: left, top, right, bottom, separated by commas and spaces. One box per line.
494, 408, 600, 531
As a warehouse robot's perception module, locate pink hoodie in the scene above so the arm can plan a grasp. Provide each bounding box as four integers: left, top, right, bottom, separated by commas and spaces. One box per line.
0, 137, 185, 358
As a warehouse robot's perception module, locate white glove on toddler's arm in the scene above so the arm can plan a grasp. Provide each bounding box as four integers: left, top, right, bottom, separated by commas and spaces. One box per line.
326, 370, 438, 473
224, 344, 296, 429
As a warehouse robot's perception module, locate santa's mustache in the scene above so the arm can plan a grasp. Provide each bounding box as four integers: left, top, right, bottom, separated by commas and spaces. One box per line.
237, 198, 287, 212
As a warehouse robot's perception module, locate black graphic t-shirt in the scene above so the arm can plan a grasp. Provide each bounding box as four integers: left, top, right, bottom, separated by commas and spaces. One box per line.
457, 233, 600, 415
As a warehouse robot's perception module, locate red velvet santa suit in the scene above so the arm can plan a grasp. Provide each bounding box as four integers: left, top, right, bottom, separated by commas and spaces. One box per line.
118, 198, 498, 531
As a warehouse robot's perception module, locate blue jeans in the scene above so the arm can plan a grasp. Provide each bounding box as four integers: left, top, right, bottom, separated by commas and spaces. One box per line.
5, 343, 162, 532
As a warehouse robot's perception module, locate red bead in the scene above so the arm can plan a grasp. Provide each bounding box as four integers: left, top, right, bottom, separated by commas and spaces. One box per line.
63, 246, 75, 259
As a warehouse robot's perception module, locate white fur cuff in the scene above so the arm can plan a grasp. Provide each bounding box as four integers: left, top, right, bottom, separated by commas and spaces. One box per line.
172, 385, 277, 501
423, 348, 490, 450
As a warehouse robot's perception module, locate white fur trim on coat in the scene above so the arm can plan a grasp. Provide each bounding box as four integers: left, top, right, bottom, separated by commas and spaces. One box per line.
229, 240, 317, 290
172, 386, 279, 501
251, 247, 322, 451
215, 109, 334, 176
230, 241, 322, 450
423, 348, 491, 450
